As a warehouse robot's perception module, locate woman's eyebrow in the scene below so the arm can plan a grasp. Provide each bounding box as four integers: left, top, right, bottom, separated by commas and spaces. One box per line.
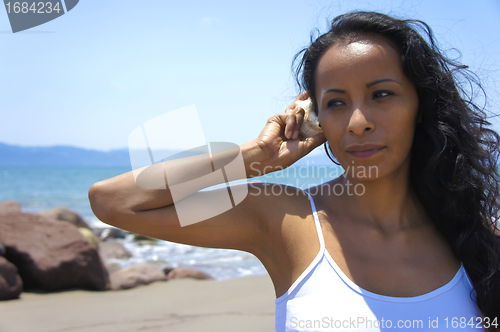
324, 88, 346, 95
322, 78, 402, 96
366, 78, 401, 87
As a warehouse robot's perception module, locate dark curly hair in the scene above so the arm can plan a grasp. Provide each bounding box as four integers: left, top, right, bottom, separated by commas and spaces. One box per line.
292, 11, 500, 324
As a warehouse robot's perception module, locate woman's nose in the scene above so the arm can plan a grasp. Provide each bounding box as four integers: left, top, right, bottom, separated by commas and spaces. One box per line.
347, 107, 374, 135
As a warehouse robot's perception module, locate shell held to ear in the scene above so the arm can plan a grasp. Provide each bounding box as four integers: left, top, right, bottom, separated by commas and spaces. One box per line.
295, 98, 323, 138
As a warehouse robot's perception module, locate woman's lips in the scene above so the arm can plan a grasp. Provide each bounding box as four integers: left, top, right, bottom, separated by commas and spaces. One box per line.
347, 147, 386, 158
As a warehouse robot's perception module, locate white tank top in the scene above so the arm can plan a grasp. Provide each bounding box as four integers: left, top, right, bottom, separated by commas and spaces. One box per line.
275, 190, 484, 331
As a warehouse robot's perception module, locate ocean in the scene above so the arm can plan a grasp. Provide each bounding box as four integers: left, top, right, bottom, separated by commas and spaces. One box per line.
0, 156, 343, 281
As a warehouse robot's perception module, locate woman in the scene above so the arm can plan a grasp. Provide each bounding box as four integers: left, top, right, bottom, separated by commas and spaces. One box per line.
89, 11, 500, 331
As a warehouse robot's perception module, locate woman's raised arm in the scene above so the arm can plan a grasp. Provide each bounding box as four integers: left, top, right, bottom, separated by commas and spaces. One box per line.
88, 100, 326, 254
87, 139, 274, 253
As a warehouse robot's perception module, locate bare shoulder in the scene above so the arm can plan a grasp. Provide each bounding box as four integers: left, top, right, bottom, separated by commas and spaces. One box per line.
245, 182, 313, 242
246, 182, 312, 228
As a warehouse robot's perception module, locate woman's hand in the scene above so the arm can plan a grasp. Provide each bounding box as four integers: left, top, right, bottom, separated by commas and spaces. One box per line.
252, 91, 326, 174
284, 91, 310, 140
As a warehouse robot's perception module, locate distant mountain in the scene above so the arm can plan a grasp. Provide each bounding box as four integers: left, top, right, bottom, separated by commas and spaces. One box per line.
0, 142, 131, 167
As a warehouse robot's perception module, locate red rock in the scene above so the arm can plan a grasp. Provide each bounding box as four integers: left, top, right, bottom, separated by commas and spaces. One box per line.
98, 240, 132, 260
36, 207, 90, 229
0, 201, 21, 216
0, 212, 109, 291
165, 267, 213, 280
110, 264, 167, 290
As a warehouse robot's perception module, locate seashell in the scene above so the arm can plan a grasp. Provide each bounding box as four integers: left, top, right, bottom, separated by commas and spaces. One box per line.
295, 98, 323, 138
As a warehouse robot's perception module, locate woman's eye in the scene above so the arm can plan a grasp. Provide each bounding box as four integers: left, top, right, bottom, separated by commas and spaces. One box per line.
327, 100, 344, 108
373, 90, 394, 99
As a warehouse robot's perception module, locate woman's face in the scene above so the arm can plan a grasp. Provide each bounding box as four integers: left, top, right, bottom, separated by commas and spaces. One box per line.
315, 35, 419, 181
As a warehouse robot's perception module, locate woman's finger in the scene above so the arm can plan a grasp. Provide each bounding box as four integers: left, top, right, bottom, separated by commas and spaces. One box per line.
285, 104, 296, 114
285, 113, 296, 139
292, 107, 305, 140
300, 132, 326, 151
286, 91, 310, 113
284, 91, 311, 139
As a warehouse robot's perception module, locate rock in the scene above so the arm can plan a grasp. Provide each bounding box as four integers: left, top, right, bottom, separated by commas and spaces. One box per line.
36, 207, 90, 229
104, 261, 122, 274
98, 240, 132, 260
132, 234, 158, 245
0, 241, 5, 256
162, 266, 174, 275
165, 267, 213, 280
136, 240, 158, 246
110, 264, 167, 290
93, 227, 126, 241
78, 227, 100, 249
0, 256, 23, 300
0, 212, 110, 291
0, 201, 21, 216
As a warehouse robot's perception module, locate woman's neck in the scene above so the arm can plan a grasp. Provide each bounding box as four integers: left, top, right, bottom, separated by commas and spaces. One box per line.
332, 164, 430, 235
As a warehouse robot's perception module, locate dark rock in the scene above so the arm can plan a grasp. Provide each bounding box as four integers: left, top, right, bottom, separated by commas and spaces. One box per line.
165, 267, 213, 280
0, 201, 21, 216
36, 207, 90, 229
0, 256, 23, 300
93, 227, 126, 241
162, 266, 174, 275
98, 240, 132, 260
0, 212, 110, 291
132, 234, 158, 245
110, 264, 167, 290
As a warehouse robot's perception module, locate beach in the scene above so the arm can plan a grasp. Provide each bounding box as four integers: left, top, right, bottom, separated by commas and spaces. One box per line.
0, 274, 276, 332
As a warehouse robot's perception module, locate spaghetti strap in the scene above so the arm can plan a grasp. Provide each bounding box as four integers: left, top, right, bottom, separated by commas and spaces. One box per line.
303, 190, 326, 251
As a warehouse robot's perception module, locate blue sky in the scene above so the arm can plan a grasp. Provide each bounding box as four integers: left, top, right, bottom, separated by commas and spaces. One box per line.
1, 0, 499, 152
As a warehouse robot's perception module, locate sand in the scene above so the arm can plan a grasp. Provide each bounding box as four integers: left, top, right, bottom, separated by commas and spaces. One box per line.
0, 274, 276, 332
